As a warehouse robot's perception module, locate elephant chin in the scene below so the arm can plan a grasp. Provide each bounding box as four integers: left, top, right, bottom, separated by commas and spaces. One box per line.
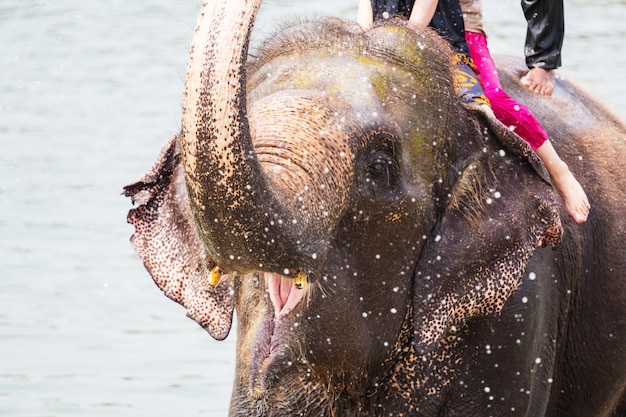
247, 272, 306, 394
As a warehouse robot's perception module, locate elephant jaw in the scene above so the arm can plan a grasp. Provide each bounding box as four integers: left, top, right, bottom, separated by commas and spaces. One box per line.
248, 272, 306, 394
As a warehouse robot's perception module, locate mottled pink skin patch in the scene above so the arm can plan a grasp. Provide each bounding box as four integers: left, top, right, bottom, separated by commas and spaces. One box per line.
124, 137, 235, 341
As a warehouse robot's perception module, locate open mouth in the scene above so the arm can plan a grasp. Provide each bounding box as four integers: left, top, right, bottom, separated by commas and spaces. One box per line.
266, 272, 306, 317
248, 272, 307, 394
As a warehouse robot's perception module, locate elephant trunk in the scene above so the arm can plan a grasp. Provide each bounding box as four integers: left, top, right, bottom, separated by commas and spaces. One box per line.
180, 0, 345, 278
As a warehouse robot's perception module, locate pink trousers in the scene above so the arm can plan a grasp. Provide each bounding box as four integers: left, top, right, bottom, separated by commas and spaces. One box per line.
465, 31, 548, 150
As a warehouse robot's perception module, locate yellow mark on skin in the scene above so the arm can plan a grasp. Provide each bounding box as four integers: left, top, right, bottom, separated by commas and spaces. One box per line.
387, 212, 403, 222
294, 272, 307, 290
209, 265, 223, 286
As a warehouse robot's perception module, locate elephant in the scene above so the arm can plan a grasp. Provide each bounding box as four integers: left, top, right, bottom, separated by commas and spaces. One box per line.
123, 0, 626, 415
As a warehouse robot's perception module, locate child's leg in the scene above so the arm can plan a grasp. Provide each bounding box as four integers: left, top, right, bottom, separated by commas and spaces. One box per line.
488, 91, 547, 151
492, 95, 590, 223
466, 31, 590, 223
464, 31, 502, 92
465, 31, 546, 150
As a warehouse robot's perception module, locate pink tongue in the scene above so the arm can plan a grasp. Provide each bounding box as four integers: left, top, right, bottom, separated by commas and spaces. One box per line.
266, 272, 305, 317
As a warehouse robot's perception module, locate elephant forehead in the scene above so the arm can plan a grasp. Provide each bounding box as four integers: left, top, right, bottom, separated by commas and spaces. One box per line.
246, 53, 440, 149
247, 54, 423, 110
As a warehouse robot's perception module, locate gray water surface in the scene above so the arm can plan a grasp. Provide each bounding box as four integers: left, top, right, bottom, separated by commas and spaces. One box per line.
1, 0, 624, 416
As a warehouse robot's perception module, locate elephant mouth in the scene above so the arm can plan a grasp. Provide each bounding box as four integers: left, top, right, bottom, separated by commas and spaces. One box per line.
248, 272, 306, 394
266, 272, 306, 317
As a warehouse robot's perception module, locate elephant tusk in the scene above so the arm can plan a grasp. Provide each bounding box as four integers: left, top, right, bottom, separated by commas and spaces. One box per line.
209, 265, 223, 286
294, 272, 307, 290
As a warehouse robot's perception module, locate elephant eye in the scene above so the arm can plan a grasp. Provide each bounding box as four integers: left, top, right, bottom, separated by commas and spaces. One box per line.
365, 151, 399, 190
370, 158, 388, 176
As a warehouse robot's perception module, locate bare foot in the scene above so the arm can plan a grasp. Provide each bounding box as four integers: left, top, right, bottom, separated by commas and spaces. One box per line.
552, 170, 591, 224
536, 141, 590, 223
521, 68, 556, 96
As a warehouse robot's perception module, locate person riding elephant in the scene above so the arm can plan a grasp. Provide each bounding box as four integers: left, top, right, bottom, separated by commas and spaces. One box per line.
358, 0, 590, 223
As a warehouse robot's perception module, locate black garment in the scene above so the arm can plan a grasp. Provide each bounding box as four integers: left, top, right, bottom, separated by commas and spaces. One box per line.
522, 0, 564, 70
371, 0, 487, 106
371, 0, 415, 17
371, 0, 470, 55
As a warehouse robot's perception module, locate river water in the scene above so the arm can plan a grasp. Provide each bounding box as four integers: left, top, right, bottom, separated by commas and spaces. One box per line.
1, 0, 624, 416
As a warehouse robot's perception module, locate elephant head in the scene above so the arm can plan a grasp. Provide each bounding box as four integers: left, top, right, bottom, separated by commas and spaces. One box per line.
124, 0, 562, 413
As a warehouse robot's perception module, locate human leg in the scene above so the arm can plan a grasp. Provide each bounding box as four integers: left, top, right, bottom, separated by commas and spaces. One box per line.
466, 31, 590, 223
491, 92, 590, 223
466, 31, 547, 150
464, 31, 501, 91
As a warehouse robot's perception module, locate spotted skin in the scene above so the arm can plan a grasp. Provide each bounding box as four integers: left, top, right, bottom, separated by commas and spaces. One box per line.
124, 136, 234, 340
124, 0, 626, 415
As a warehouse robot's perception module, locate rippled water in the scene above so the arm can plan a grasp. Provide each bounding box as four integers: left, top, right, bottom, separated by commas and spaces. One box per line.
1, 0, 624, 416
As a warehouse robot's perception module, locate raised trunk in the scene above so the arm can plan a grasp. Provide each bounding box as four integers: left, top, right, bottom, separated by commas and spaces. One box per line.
180, 0, 339, 278
182, 0, 299, 277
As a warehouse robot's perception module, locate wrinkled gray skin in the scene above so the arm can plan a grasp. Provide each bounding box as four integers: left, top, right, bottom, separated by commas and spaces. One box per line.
124, 0, 626, 416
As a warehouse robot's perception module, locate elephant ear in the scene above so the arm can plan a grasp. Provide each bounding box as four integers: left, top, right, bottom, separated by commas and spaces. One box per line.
412, 107, 562, 354
475, 106, 552, 184
123, 136, 234, 340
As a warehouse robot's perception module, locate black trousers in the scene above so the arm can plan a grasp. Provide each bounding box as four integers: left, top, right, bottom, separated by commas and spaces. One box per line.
522, 0, 564, 69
